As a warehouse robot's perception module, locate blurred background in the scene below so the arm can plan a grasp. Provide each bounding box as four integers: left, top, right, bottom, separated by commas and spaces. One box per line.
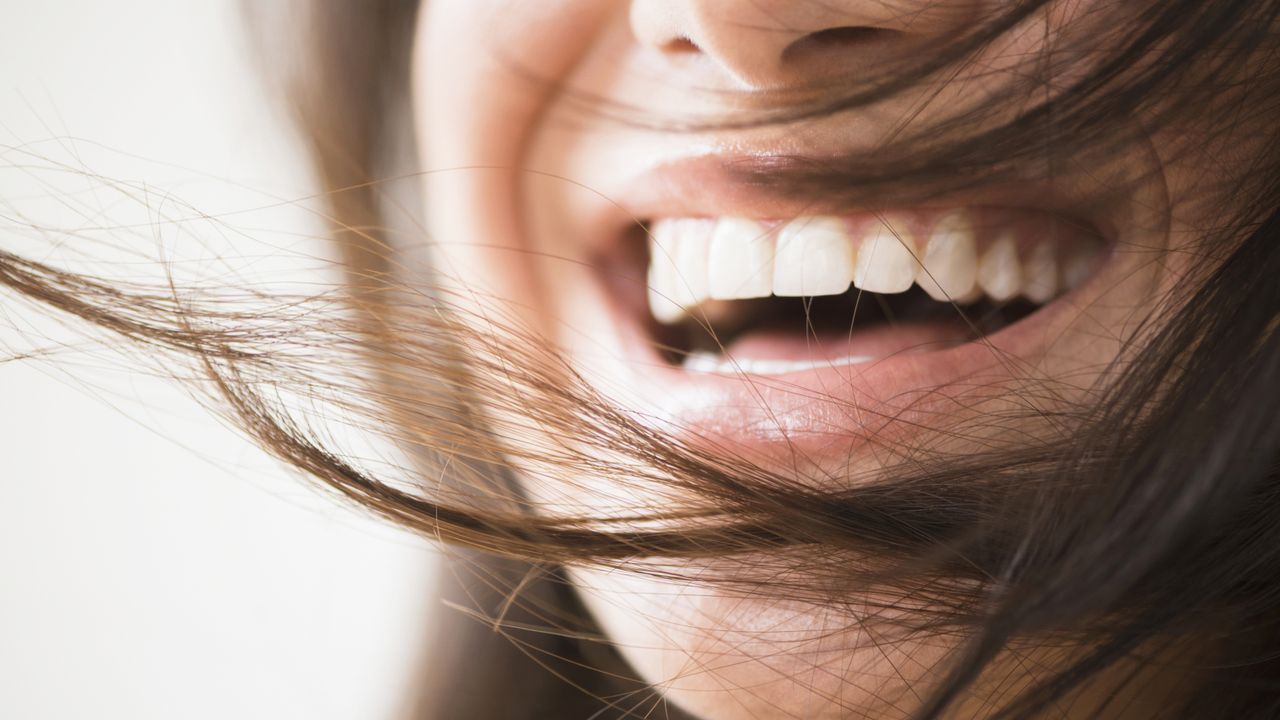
0, 2, 439, 718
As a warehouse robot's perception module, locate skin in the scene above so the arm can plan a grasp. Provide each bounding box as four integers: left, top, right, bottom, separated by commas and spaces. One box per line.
409, 1, 1242, 717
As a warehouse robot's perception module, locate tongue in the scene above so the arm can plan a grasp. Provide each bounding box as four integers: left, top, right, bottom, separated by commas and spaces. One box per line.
723, 320, 973, 363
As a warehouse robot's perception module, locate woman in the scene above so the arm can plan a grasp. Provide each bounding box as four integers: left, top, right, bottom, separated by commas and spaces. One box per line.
6, 0, 1280, 717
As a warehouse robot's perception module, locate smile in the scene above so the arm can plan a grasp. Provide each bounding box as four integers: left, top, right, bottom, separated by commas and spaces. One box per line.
558, 154, 1145, 451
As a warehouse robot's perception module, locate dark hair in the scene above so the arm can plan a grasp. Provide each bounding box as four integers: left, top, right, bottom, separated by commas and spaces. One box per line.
4, 0, 1280, 717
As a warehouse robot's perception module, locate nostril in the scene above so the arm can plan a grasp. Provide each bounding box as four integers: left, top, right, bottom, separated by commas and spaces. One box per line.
662, 36, 701, 54
808, 25, 894, 46
781, 25, 902, 66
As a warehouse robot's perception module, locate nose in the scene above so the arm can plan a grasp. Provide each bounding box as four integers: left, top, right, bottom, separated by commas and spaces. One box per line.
629, 0, 983, 90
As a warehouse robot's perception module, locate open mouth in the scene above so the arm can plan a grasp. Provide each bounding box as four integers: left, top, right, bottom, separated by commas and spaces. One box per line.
634, 208, 1109, 377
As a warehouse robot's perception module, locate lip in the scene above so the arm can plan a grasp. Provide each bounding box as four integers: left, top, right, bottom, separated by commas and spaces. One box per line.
576, 152, 1123, 261
562, 152, 1133, 463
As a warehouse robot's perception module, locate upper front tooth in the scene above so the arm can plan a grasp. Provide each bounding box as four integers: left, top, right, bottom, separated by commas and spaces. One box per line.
772, 216, 855, 296
977, 232, 1021, 301
853, 216, 918, 294
672, 224, 710, 307
708, 218, 775, 300
1022, 241, 1058, 303
916, 211, 978, 301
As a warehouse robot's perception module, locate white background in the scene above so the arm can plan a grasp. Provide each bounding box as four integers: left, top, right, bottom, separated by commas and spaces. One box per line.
0, 2, 440, 718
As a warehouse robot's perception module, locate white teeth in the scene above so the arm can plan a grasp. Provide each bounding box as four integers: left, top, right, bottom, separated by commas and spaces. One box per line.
647, 212, 1101, 325
680, 351, 723, 374
1022, 241, 1058, 303
977, 233, 1022, 302
646, 233, 685, 325
853, 217, 918, 294
682, 350, 874, 375
708, 218, 774, 300
672, 222, 711, 306
916, 211, 978, 301
647, 219, 711, 324
772, 217, 855, 296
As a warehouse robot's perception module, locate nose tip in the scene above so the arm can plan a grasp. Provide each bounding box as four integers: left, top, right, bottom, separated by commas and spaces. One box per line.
630, 0, 981, 90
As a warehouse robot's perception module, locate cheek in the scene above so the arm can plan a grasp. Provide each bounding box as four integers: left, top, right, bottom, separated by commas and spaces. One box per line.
415, 0, 610, 168
412, 0, 614, 324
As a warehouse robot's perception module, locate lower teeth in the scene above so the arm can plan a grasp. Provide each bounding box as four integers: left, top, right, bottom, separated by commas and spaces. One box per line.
660, 286, 1041, 375
681, 352, 876, 375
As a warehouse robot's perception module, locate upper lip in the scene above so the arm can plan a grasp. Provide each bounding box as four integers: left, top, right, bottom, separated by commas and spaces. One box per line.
580, 151, 1122, 267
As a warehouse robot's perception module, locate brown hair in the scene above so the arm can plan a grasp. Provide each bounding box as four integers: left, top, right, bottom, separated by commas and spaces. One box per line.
4, 1, 1280, 717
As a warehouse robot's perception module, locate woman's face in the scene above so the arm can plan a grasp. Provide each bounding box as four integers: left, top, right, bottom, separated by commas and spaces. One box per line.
411, 1, 1227, 716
